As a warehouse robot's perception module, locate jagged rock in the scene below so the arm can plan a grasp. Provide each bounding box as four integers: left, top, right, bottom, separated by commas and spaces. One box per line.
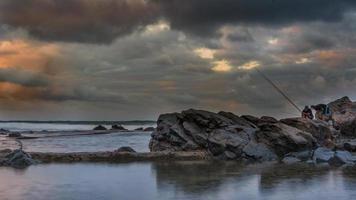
116, 146, 136, 153
144, 127, 155, 132
280, 118, 333, 144
93, 125, 107, 130
111, 125, 127, 131
241, 115, 260, 125
1, 150, 38, 168
7, 132, 22, 138
260, 116, 278, 124
256, 122, 316, 156
313, 147, 334, 163
150, 109, 317, 162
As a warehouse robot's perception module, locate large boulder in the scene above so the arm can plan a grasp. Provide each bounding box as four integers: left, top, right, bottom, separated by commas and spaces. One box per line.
280, 118, 333, 144
93, 125, 107, 131
256, 122, 317, 156
150, 109, 317, 162
328, 96, 356, 134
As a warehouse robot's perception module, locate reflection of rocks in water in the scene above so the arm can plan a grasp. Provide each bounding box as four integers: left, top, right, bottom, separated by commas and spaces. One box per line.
152, 161, 247, 194
152, 161, 336, 196
259, 164, 330, 190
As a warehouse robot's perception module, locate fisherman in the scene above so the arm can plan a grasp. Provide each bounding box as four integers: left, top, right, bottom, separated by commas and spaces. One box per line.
311, 104, 334, 126
301, 106, 314, 120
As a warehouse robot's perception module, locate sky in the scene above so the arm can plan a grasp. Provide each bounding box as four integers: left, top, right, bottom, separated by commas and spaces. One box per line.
0, 0, 356, 120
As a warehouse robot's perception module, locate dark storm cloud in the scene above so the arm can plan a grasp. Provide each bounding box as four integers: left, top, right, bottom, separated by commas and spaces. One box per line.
156, 0, 356, 36
0, 0, 159, 43
1, 0, 356, 43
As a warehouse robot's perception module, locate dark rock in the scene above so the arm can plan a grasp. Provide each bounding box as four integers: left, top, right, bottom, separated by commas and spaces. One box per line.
241, 115, 261, 125
135, 127, 144, 131
111, 125, 127, 131
8, 132, 22, 138
150, 109, 317, 162
260, 116, 278, 124
1, 150, 38, 168
340, 118, 356, 137
116, 146, 136, 153
144, 127, 155, 132
93, 125, 107, 131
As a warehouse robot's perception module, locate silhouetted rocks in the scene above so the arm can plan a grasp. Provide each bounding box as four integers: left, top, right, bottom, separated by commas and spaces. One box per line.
7, 132, 22, 138
135, 127, 144, 131
116, 146, 136, 153
111, 125, 127, 131
144, 127, 155, 132
93, 125, 107, 130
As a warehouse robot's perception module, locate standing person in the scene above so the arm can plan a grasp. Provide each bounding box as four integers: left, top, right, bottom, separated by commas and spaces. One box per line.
302, 106, 314, 120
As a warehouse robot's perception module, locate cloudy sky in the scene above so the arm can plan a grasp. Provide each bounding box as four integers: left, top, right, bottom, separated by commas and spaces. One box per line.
0, 0, 356, 120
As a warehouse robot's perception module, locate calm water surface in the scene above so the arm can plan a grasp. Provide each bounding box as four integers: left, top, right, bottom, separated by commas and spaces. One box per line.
0, 162, 355, 200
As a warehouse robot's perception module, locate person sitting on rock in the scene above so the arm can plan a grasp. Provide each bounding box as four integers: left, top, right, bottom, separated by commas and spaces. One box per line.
311, 104, 334, 126
301, 106, 314, 120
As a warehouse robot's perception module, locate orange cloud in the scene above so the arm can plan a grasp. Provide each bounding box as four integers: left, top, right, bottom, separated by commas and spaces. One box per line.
0, 39, 59, 71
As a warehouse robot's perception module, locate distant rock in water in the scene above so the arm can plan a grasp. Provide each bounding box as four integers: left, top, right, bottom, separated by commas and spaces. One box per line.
93, 125, 107, 130
144, 127, 155, 132
111, 125, 127, 131
116, 146, 136, 153
149, 109, 326, 162
135, 127, 144, 131
0, 149, 38, 168
7, 132, 22, 138
0, 129, 9, 134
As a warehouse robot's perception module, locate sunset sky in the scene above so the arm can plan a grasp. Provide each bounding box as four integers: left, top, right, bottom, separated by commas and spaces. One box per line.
0, 0, 356, 120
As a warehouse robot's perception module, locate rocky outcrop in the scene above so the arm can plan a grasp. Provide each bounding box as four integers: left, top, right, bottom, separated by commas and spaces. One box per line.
149, 109, 321, 162
280, 118, 333, 144
93, 125, 107, 130
327, 96, 356, 136
111, 125, 127, 131
0, 149, 38, 168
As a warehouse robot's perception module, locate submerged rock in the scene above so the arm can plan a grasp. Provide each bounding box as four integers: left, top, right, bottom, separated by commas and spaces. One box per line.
93, 125, 107, 131
111, 125, 127, 131
313, 147, 334, 163
7, 132, 22, 138
116, 146, 136, 153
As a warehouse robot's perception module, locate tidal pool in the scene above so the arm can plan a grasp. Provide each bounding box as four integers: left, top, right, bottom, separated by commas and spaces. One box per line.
0, 161, 355, 200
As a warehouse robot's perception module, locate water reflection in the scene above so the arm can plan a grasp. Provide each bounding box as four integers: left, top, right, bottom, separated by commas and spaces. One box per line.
0, 162, 355, 200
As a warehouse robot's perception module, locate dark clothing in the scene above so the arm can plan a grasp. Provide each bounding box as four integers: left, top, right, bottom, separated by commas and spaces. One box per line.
302, 107, 314, 120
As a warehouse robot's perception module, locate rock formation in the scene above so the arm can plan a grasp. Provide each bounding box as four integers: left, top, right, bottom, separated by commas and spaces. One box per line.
93, 125, 107, 130
149, 109, 328, 162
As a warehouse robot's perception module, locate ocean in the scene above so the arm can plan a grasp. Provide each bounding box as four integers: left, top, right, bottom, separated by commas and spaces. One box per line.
0, 121, 156, 153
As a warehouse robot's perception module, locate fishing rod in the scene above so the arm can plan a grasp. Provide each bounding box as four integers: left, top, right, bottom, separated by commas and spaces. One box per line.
255, 68, 302, 113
